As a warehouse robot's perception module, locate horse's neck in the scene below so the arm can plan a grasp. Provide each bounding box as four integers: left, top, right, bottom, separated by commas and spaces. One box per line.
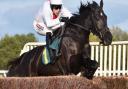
64, 27, 90, 46
63, 12, 92, 44
72, 13, 92, 30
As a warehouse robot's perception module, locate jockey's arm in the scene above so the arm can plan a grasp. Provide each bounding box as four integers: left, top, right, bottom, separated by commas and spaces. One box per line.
33, 13, 52, 35
51, 22, 64, 30
33, 20, 51, 35
33, 5, 46, 35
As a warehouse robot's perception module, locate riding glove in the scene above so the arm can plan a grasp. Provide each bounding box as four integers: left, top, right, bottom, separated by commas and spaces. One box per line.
60, 17, 69, 22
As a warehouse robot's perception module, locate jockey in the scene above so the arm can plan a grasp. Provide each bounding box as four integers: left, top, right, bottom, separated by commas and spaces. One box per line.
33, 0, 72, 62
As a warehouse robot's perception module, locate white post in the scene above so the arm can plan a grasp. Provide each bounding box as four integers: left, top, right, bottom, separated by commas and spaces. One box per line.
122, 45, 126, 75
108, 45, 112, 76
95, 45, 99, 76
104, 46, 108, 76
113, 45, 117, 76
91, 46, 95, 60
99, 45, 103, 76
117, 45, 121, 76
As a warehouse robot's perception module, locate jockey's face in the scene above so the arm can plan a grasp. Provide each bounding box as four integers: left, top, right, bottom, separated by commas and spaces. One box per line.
51, 5, 62, 16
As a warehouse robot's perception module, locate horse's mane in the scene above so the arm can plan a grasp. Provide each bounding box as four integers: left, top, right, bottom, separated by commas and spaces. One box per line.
79, 1, 99, 14
69, 1, 99, 24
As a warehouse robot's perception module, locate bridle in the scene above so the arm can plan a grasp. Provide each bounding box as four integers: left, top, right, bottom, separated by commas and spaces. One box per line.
90, 7, 110, 39
68, 7, 109, 38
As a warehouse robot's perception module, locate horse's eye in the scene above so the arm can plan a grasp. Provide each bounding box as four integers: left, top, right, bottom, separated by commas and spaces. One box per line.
100, 12, 103, 16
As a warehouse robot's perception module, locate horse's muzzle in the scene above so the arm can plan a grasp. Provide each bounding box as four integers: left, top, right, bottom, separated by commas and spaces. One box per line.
101, 29, 112, 46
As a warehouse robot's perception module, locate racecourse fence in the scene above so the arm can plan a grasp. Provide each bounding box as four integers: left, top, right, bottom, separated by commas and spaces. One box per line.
0, 76, 128, 89
0, 70, 8, 77
19, 41, 128, 77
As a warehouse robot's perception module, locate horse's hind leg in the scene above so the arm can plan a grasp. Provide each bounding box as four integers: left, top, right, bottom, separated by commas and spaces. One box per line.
81, 58, 99, 79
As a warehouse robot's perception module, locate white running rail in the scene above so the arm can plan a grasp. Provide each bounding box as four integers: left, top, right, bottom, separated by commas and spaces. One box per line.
20, 42, 46, 55
20, 41, 128, 77
0, 70, 8, 77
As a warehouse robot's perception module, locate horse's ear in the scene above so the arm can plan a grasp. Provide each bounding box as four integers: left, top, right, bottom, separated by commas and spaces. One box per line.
79, 2, 85, 14
100, 0, 103, 9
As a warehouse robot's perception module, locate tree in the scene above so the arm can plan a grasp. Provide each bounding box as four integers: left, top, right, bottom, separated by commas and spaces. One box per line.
0, 33, 37, 69
111, 26, 128, 41
89, 33, 100, 42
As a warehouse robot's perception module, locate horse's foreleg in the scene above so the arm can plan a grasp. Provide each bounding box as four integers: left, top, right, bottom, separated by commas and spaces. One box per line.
81, 44, 99, 79
81, 58, 99, 79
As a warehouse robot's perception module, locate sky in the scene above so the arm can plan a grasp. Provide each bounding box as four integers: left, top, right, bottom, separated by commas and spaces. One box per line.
0, 0, 128, 41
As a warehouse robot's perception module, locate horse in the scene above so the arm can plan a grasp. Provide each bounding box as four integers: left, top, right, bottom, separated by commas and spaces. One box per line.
7, 0, 112, 79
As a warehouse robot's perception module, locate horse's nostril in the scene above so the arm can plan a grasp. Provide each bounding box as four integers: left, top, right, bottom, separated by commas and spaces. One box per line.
103, 31, 112, 45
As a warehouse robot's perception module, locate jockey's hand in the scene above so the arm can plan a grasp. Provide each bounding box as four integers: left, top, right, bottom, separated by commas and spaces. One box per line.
60, 17, 69, 22
36, 24, 43, 30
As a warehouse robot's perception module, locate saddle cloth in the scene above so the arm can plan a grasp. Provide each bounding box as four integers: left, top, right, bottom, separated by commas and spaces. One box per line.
42, 37, 61, 65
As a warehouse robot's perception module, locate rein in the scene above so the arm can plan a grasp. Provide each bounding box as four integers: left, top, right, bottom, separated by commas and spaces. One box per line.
65, 10, 96, 33
68, 21, 90, 32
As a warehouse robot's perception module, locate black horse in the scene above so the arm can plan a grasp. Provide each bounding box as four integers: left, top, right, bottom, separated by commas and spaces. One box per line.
7, 0, 112, 79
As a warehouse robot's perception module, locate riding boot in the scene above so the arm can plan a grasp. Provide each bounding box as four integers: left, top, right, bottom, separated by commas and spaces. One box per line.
46, 32, 55, 63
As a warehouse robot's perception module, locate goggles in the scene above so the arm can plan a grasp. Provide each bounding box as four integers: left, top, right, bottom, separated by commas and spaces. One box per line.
51, 5, 62, 10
